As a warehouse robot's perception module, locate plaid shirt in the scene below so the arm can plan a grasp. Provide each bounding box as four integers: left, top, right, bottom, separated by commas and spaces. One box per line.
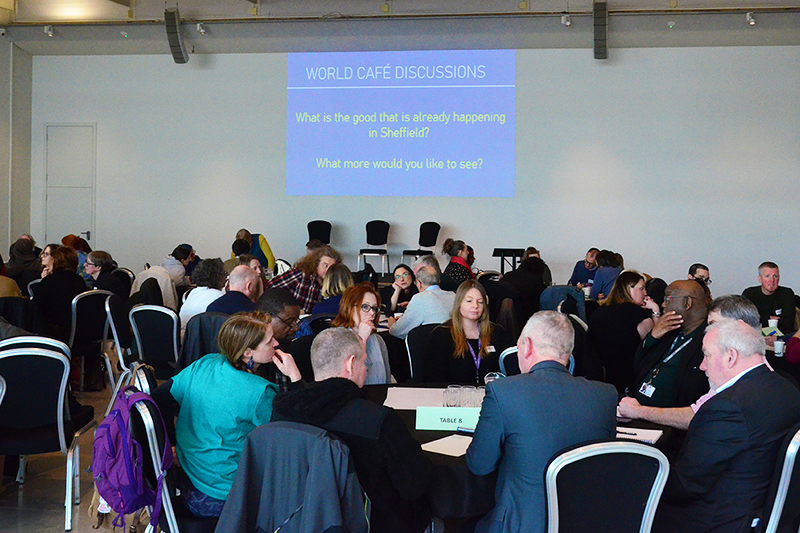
265, 268, 321, 314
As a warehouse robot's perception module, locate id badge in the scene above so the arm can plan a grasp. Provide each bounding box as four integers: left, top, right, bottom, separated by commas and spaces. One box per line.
639, 382, 655, 398
487, 345, 496, 353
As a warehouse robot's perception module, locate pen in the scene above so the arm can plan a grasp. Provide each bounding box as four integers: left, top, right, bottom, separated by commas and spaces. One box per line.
456, 427, 475, 436
616, 430, 637, 436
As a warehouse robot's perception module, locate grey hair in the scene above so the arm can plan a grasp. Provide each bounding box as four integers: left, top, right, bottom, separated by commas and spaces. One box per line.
707, 319, 766, 358
709, 295, 761, 329
415, 266, 440, 287
412, 255, 441, 273
520, 311, 574, 361
310, 327, 363, 380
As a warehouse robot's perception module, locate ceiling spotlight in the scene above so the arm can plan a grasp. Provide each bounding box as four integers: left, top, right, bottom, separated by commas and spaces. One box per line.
746, 12, 755, 26
44, 25, 54, 37
667, 20, 676, 29
196, 23, 206, 35
120, 30, 128, 38
561, 14, 571, 27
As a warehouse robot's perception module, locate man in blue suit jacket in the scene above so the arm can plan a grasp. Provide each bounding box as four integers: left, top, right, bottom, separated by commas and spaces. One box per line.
466, 311, 617, 533
654, 319, 800, 533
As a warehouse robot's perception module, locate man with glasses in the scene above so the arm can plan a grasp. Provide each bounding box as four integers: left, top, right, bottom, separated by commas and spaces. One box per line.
257, 288, 302, 347
742, 261, 796, 333
631, 280, 709, 408
687, 263, 711, 284
387, 266, 455, 340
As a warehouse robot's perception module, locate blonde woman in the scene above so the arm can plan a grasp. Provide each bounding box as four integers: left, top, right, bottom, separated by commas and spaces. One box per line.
312, 263, 353, 315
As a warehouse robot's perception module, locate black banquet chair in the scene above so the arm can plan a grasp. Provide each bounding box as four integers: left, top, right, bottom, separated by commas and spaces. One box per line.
358, 220, 391, 274
401, 221, 440, 264
127, 387, 218, 533
307, 220, 332, 245
0, 347, 97, 531
405, 323, 440, 383
69, 289, 115, 391
129, 305, 181, 380
545, 440, 669, 533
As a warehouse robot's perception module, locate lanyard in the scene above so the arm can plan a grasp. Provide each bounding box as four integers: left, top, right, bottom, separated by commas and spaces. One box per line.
467, 339, 482, 382
646, 334, 693, 385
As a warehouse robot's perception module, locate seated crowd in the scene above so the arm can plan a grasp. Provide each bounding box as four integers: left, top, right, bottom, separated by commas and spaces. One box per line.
3, 229, 800, 533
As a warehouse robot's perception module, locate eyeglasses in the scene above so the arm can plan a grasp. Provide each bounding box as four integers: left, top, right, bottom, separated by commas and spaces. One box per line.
395, 272, 411, 279
84, 261, 96, 267
41, 251, 51, 257
359, 303, 380, 315
692, 276, 712, 284
277, 315, 299, 330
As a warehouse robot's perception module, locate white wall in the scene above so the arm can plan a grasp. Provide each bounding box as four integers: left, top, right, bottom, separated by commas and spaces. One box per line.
30, 45, 800, 296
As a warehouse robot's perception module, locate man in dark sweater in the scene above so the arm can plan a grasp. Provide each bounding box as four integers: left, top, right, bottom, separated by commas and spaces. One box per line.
272, 327, 433, 533
742, 261, 796, 333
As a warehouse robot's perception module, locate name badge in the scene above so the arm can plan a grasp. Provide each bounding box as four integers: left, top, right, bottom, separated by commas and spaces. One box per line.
639, 383, 655, 398
776, 309, 783, 316
487, 345, 496, 353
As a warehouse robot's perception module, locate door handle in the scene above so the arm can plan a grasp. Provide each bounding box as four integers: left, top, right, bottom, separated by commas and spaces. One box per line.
80, 230, 91, 241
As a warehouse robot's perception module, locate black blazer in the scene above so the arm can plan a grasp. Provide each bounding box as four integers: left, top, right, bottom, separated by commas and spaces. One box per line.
655, 365, 800, 533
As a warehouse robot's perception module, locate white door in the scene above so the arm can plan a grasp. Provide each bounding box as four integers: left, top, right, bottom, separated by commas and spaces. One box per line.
45, 124, 95, 246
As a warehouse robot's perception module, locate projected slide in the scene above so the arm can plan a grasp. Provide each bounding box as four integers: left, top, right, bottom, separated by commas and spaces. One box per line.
286, 49, 515, 197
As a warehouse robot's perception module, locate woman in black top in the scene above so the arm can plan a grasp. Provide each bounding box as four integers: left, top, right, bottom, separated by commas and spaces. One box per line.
380, 264, 418, 317
441, 238, 474, 289
424, 280, 510, 385
32, 246, 87, 341
587, 270, 660, 395
85, 250, 127, 300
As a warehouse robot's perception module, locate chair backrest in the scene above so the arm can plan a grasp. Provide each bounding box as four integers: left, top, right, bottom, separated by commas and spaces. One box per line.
138, 277, 164, 307
365, 220, 390, 247
27, 278, 42, 299
0, 334, 70, 357
763, 424, 800, 533
0, 347, 71, 454
0, 375, 6, 406
178, 312, 228, 371
111, 268, 134, 297
499, 346, 519, 376
216, 421, 368, 533
405, 323, 440, 382
69, 290, 114, 348
289, 333, 317, 383
275, 258, 292, 276
307, 220, 332, 244
418, 221, 441, 248
105, 294, 133, 362
127, 388, 184, 533
545, 440, 669, 533
129, 305, 180, 379
0, 296, 47, 334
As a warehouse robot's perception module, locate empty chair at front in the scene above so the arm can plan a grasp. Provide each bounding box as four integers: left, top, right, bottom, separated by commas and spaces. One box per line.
401, 221, 440, 264
545, 440, 669, 533
216, 421, 369, 533
358, 220, 391, 274
129, 305, 180, 380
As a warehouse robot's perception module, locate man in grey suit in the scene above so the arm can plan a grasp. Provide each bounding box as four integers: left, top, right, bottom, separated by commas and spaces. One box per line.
466, 311, 617, 533
387, 266, 455, 340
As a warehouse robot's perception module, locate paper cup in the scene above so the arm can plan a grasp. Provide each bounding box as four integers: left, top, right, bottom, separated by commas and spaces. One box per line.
768, 319, 779, 328
774, 340, 785, 357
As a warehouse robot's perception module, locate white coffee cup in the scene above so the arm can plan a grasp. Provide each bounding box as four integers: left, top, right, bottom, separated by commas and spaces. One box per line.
768, 319, 779, 329
583, 286, 591, 298
774, 340, 785, 357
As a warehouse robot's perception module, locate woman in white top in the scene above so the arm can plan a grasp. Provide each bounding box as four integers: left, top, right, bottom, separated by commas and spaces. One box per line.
180, 258, 227, 337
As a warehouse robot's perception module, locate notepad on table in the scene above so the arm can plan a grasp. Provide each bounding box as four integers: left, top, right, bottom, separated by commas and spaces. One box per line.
421, 435, 473, 457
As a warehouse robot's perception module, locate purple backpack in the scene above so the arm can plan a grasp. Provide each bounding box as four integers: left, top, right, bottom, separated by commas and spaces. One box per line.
92, 385, 174, 529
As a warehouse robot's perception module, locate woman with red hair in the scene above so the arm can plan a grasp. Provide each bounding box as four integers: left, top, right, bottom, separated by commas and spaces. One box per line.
331, 282, 391, 384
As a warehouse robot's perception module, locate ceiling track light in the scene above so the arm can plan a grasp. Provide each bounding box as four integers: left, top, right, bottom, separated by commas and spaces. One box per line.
561, 14, 571, 27
746, 12, 756, 26
196, 23, 206, 35
44, 25, 54, 37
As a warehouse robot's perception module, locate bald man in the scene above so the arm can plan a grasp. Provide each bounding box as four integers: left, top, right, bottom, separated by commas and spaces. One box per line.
632, 280, 709, 408
206, 265, 261, 315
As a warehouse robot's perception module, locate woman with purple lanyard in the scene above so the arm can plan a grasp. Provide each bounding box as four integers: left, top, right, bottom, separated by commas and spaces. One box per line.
424, 280, 511, 385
